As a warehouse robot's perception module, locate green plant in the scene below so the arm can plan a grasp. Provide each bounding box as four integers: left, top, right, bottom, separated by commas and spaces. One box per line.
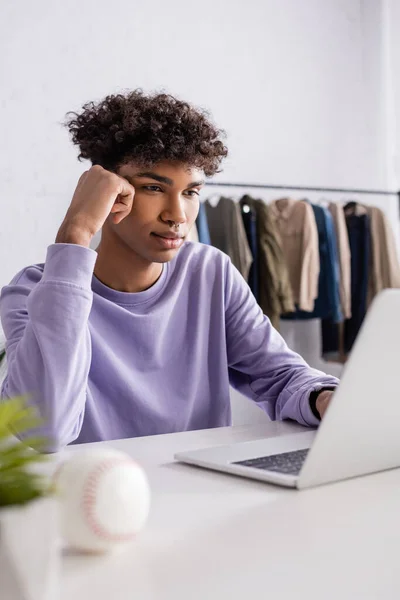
0, 397, 50, 507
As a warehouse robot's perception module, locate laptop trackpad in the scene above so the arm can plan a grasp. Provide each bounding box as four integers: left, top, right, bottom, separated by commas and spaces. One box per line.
176, 430, 317, 466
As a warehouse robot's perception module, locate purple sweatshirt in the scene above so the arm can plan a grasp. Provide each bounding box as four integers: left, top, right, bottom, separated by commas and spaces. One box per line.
0, 242, 338, 451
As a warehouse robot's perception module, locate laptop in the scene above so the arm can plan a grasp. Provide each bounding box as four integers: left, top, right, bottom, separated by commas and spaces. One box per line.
175, 289, 400, 490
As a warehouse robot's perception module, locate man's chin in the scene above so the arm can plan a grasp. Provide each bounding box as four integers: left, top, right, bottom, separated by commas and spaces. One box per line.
147, 244, 184, 264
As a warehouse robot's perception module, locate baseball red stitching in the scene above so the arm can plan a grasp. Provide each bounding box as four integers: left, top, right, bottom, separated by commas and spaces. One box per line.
81, 457, 143, 542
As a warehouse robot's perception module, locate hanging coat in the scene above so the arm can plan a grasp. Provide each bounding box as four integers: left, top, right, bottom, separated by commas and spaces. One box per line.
364, 205, 400, 304
283, 203, 342, 323
241, 195, 294, 328
205, 196, 253, 281
239, 199, 259, 301
269, 198, 320, 312
328, 203, 352, 319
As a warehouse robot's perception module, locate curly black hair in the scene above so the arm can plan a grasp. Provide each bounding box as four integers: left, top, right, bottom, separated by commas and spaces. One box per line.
64, 90, 228, 177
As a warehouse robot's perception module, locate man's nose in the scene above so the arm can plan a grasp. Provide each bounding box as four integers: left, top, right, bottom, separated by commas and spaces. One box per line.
162, 195, 187, 224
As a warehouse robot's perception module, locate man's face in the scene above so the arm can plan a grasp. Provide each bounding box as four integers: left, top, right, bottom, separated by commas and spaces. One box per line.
105, 160, 205, 264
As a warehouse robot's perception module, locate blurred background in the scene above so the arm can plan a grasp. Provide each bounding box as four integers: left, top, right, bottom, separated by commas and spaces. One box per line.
1, 0, 399, 425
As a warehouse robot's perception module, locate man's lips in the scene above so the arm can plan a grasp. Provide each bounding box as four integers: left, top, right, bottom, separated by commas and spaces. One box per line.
152, 231, 184, 240
151, 232, 184, 249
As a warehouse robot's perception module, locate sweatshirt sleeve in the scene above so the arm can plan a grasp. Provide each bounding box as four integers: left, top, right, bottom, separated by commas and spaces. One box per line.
0, 244, 97, 452
224, 258, 339, 426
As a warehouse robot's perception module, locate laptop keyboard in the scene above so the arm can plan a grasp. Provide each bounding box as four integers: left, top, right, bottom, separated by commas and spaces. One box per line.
233, 448, 310, 476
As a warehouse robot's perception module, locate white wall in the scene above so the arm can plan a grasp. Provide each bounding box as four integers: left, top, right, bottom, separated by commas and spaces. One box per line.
384, 0, 400, 188
0, 0, 392, 424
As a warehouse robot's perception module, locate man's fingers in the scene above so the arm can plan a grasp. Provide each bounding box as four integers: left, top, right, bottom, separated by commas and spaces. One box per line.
110, 203, 124, 213
112, 178, 135, 213
110, 194, 135, 214
112, 209, 131, 224
111, 181, 135, 224
117, 176, 135, 198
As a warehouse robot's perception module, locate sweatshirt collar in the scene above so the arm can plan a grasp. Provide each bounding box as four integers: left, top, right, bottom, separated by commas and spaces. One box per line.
92, 262, 169, 306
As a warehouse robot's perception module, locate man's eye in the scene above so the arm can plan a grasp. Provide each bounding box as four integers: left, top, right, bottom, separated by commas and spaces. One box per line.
142, 186, 199, 197
143, 185, 162, 192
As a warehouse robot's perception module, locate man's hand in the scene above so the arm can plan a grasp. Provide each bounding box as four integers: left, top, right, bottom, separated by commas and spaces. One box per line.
56, 165, 135, 247
315, 390, 334, 419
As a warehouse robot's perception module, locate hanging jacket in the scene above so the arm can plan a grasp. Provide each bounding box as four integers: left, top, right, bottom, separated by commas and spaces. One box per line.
269, 198, 320, 312
343, 203, 371, 353
205, 197, 253, 281
196, 202, 211, 245
328, 203, 352, 319
241, 195, 294, 328
239, 199, 259, 301
363, 205, 400, 304
283, 203, 342, 323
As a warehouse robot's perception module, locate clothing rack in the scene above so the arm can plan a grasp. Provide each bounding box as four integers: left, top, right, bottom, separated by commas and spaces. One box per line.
205, 182, 400, 215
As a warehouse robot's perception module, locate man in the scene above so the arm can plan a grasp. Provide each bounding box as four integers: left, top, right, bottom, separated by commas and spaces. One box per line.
0, 90, 337, 452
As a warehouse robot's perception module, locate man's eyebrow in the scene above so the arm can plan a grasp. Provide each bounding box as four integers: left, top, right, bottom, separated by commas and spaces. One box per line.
187, 180, 205, 188
128, 172, 205, 188
131, 172, 174, 185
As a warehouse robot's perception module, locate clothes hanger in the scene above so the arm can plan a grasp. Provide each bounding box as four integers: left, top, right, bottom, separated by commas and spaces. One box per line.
239, 194, 253, 210
203, 193, 221, 207
343, 200, 357, 210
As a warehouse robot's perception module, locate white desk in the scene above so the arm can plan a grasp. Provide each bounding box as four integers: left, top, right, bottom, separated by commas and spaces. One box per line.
61, 422, 400, 600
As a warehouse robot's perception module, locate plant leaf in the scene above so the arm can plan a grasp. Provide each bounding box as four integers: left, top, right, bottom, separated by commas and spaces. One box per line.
0, 396, 52, 506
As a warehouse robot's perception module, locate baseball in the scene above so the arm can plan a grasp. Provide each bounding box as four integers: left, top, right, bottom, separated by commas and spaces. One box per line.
55, 448, 151, 553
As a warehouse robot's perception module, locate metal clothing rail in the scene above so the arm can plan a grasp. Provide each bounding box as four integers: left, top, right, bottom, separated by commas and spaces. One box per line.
205, 181, 399, 197
205, 182, 400, 215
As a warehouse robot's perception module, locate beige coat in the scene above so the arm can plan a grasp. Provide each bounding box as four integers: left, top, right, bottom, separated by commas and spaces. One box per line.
269, 198, 319, 312
328, 203, 352, 319
365, 205, 400, 303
